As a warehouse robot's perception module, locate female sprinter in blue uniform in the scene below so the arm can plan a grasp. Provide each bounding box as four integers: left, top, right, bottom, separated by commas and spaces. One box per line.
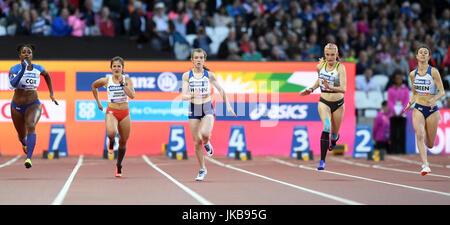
9, 44, 58, 169
402, 46, 445, 176
92, 56, 135, 177
181, 48, 236, 181
300, 43, 347, 170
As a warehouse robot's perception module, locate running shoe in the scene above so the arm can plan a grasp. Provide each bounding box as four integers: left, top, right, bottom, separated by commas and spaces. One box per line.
195, 169, 207, 181
115, 164, 122, 177
317, 160, 325, 170
204, 142, 214, 157
24, 158, 32, 169
421, 164, 431, 176
328, 134, 339, 151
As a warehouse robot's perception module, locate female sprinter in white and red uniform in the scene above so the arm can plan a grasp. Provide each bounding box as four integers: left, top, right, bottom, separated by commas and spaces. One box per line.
92, 56, 135, 177
181, 48, 236, 181
9, 43, 58, 169
402, 45, 445, 175
300, 43, 347, 170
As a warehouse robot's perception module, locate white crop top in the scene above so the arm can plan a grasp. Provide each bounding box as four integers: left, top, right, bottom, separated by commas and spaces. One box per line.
106, 74, 128, 103
413, 66, 438, 96
318, 62, 340, 93
188, 70, 211, 98
9, 63, 44, 90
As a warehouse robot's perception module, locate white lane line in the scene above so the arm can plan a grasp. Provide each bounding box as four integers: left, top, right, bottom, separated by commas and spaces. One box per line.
52, 155, 84, 205
271, 157, 450, 197
388, 156, 445, 168
142, 155, 213, 205
206, 157, 363, 205
333, 158, 450, 179
0, 155, 21, 168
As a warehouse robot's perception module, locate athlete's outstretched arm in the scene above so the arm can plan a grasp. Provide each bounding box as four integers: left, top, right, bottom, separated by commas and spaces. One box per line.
209, 72, 236, 117
92, 77, 108, 111
301, 58, 325, 96
429, 68, 446, 105
41, 70, 58, 105
402, 71, 417, 115
9, 60, 28, 88
181, 72, 194, 101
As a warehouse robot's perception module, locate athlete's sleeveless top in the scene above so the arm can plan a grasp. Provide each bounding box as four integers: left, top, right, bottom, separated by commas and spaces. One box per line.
413, 66, 438, 96
318, 62, 340, 93
106, 74, 128, 103
9, 63, 44, 90
188, 70, 210, 98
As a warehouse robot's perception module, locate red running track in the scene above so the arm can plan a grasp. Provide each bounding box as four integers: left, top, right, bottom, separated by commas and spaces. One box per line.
0, 153, 449, 205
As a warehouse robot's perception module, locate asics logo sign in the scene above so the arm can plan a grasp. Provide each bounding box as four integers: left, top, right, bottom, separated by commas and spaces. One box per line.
250, 103, 308, 120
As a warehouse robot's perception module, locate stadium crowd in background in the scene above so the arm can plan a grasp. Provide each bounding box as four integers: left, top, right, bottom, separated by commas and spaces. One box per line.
0, 0, 449, 86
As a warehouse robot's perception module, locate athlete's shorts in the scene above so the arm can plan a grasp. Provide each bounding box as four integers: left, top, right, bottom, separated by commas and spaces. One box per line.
189, 101, 215, 120
414, 103, 439, 119
107, 108, 130, 122
11, 99, 41, 115
319, 97, 344, 113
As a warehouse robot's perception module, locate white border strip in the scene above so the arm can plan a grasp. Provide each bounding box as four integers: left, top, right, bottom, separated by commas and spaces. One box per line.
207, 157, 363, 205
333, 158, 450, 179
270, 157, 450, 197
52, 155, 84, 205
0, 155, 21, 168
388, 156, 445, 168
142, 155, 213, 205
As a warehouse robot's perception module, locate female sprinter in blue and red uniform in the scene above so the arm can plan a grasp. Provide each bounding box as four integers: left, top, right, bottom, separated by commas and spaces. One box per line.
300, 43, 347, 170
9, 43, 58, 169
402, 45, 445, 175
92, 56, 135, 177
181, 48, 236, 181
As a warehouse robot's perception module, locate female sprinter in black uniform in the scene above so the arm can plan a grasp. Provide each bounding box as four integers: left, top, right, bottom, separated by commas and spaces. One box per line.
181, 48, 236, 181
9, 44, 58, 169
300, 43, 347, 170
402, 46, 445, 175
92, 56, 135, 177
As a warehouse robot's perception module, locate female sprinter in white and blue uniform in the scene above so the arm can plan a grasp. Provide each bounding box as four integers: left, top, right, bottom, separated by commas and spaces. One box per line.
300, 43, 347, 170
181, 48, 236, 181
9, 44, 58, 169
402, 46, 445, 176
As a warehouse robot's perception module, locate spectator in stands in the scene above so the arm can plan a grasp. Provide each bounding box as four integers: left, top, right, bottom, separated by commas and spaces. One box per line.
68, 7, 86, 37
373, 100, 391, 155
356, 68, 378, 92
186, 8, 204, 35
172, 9, 187, 38
82, 0, 100, 36
212, 5, 233, 28
129, 1, 148, 48
387, 70, 410, 116
30, 8, 47, 36
99, 6, 114, 37
217, 29, 240, 60
193, 25, 212, 56
51, 8, 72, 36
242, 40, 263, 61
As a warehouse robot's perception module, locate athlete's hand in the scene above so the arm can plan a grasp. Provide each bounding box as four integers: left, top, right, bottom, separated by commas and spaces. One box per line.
322, 78, 330, 90
401, 102, 413, 115
300, 88, 312, 96
97, 103, 104, 111
227, 105, 237, 117
50, 94, 59, 105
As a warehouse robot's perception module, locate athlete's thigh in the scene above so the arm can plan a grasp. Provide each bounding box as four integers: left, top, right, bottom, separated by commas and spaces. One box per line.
189, 119, 202, 141
200, 115, 214, 136
424, 111, 440, 145
412, 109, 426, 135
318, 101, 332, 131
10, 107, 26, 137
105, 113, 118, 135
24, 103, 42, 128
117, 115, 131, 140
331, 104, 345, 134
